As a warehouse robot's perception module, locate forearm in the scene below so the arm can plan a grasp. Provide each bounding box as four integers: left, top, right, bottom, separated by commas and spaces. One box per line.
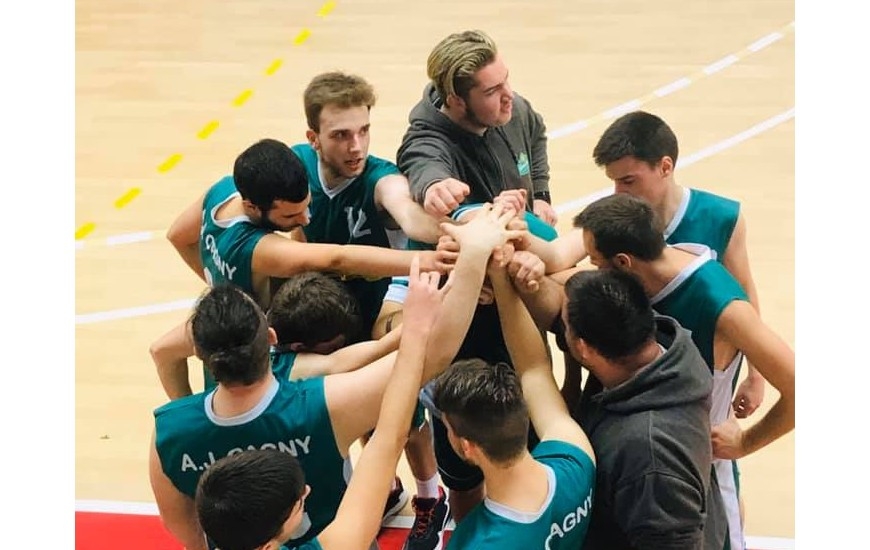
742, 396, 794, 456
422, 248, 490, 382
331, 327, 402, 372
398, 143, 454, 204
490, 270, 548, 375
397, 210, 444, 245
516, 275, 564, 332
155, 358, 193, 400
333, 245, 415, 278
378, 326, 431, 436
175, 243, 207, 284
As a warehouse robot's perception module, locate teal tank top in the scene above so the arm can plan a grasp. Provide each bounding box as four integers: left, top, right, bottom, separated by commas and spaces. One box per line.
199, 176, 268, 295
291, 144, 403, 330
665, 188, 739, 261
650, 249, 748, 369
447, 440, 595, 549
154, 376, 348, 546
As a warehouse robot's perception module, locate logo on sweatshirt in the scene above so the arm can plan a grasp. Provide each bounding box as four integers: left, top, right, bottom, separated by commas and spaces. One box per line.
516, 152, 531, 176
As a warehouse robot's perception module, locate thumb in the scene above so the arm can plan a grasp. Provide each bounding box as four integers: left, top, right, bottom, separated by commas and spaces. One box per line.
440, 221, 458, 238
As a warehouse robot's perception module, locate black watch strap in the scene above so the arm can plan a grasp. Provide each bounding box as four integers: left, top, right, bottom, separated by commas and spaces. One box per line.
533, 191, 552, 204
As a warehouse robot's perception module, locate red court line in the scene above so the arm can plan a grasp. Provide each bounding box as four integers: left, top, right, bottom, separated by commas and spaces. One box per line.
74, 511, 452, 550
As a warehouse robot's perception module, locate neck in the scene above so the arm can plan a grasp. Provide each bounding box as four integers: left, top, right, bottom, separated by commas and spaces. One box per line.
631, 247, 696, 297
439, 104, 487, 136
211, 375, 274, 417
655, 180, 685, 228
218, 195, 247, 220
595, 340, 663, 388
480, 451, 549, 511
318, 157, 351, 190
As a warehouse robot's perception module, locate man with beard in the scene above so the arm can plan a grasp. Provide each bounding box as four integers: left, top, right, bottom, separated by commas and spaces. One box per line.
394, 29, 560, 521
149, 137, 451, 400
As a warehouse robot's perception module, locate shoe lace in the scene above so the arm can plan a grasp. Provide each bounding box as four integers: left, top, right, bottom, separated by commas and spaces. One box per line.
411, 501, 435, 537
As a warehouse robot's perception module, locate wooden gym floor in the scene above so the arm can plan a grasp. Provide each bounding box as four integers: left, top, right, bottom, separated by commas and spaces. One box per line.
75, 0, 794, 542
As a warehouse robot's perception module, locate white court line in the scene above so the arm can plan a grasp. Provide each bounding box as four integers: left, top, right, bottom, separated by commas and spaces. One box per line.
554, 107, 795, 216
75, 298, 196, 325
73, 499, 794, 548
74, 22, 793, 253
74, 109, 795, 325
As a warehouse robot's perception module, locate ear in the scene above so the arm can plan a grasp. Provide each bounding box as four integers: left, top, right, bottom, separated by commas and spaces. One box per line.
445, 92, 466, 111
305, 129, 319, 150
267, 327, 278, 347
241, 198, 260, 217
659, 156, 674, 177
613, 253, 633, 270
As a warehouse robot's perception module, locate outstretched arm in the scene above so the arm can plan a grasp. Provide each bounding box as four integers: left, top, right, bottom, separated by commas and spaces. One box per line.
252, 234, 455, 280
524, 229, 587, 274
489, 264, 594, 461
375, 174, 445, 244
289, 326, 403, 380
319, 256, 448, 550
421, 203, 525, 383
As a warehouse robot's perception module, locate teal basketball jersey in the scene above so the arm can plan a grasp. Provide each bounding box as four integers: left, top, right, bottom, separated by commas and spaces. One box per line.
199, 176, 269, 296
446, 440, 595, 550
291, 144, 404, 328
154, 376, 349, 546
650, 245, 748, 370
664, 187, 739, 261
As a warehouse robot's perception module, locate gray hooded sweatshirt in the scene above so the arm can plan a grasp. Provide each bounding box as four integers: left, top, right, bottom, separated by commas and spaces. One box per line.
578, 315, 729, 550
396, 83, 550, 207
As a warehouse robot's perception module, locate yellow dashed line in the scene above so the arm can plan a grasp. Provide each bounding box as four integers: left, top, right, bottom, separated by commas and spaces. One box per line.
114, 188, 142, 209
294, 29, 311, 45
265, 59, 283, 76
317, 1, 336, 17
158, 153, 183, 173
197, 120, 220, 140
233, 89, 254, 107
76, 222, 97, 240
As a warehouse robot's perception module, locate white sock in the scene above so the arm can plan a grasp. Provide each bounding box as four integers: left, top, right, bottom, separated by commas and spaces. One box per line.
415, 474, 440, 499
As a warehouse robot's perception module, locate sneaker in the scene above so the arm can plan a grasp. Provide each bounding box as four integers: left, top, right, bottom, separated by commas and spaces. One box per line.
402, 487, 451, 550
383, 476, 410, 522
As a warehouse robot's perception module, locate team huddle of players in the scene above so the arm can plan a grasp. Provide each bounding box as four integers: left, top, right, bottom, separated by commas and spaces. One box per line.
146, 29, 795, 550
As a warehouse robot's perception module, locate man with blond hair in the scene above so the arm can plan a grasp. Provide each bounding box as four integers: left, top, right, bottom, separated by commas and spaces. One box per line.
395, 31, 561, 522
397, 30, 557, 226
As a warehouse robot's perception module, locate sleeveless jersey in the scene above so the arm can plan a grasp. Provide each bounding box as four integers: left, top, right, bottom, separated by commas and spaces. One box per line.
446, 440, 595, 550
291, 144, 404, 330
664, 187, 739, 261
649, 243, 749, 550
154, 376, 349, 546
199, 176, 269, 297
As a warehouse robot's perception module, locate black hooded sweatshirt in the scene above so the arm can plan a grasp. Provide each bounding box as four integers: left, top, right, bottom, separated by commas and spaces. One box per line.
577, 315, 729, 550
396, 83, 551, 207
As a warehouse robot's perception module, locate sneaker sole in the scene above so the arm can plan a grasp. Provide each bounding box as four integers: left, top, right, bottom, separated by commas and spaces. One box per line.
382, 489, 411, 522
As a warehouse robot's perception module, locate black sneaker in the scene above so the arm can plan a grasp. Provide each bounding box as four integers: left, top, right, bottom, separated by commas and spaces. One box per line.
383, 476, 410, 522
402, 487, 451, 550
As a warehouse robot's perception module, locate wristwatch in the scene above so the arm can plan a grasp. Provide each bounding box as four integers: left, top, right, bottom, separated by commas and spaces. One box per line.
533, 191, 552, 204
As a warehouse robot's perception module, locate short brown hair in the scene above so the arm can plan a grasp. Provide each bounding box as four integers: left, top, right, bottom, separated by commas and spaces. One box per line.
427, 30, 498, 102
433, 359, 529, 464
303, 71, 376, 132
